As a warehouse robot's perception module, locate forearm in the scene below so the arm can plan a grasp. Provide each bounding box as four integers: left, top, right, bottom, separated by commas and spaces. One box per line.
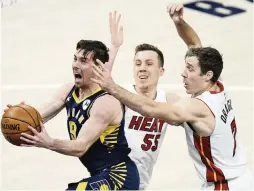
108, 83, 155, 116
174, 20, 201, 48
38, 101, 64, 124
106, 46, 120, 72
48, 139, 87, 158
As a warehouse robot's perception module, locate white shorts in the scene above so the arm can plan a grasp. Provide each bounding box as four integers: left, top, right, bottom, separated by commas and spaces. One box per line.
200, 169, 253, 191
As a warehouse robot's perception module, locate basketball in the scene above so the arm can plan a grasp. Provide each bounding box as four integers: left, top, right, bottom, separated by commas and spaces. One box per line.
1, 104, 42, 146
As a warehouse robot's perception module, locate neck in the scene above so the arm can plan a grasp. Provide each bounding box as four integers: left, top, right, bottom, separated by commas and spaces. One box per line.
78, 83, 101, 99
192, 82, 218, 98
134, 85, 157, 100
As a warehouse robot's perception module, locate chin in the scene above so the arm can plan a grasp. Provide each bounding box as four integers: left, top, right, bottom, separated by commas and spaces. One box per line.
185, 88, 193, 95
136, 83, 149, 89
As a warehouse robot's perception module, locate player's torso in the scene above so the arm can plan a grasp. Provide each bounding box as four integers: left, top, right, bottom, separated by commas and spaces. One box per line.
65, 86, 130, 174
123, 85, 169, 188
184, 81, 247, 182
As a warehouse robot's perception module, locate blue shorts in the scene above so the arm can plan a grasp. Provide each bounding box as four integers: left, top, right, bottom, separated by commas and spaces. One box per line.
66, 157, 140, 190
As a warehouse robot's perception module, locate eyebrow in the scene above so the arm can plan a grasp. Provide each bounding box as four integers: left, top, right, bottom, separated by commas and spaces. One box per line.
74, 54, 87, 60
135, 59, 154, 62
186, 62, 194, 68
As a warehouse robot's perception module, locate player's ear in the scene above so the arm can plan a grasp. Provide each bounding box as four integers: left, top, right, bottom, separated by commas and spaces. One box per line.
205, 71, 213, 82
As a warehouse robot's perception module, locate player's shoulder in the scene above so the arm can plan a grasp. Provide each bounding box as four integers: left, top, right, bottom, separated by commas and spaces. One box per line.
92, 93, 122, 112
51, 83, 74, 102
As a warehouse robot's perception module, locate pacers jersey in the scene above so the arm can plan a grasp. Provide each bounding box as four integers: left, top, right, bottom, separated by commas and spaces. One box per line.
123, 85, 170, 190
65, 86, 131, 175
184, 81, 247, 184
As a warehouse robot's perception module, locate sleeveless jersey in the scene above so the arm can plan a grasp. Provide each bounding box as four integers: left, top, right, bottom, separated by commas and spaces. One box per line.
124, 85, 170, 189
183, 81, 247, 184
65, 86, 131, 175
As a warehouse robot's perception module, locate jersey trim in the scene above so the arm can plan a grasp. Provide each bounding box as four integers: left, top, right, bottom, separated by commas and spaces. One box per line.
72, 87, 102, 104
210, 81, 224, 94
193, 133, 227, 184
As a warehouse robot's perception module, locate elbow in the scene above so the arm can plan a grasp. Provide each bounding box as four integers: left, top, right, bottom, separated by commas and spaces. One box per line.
75, 147, 87, 158
74, 141, 89, 158
188, 42, 202, 48
76, 151, 85, 158
140, 104, 158, 118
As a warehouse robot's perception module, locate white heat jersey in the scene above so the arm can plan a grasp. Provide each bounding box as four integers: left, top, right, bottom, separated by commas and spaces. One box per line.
183, 81, 247, 189
124, 85, 169, 190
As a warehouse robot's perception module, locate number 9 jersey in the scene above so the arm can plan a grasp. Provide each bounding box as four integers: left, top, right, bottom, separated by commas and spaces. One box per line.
65, 86, 131, 175
123, 85, 170, 190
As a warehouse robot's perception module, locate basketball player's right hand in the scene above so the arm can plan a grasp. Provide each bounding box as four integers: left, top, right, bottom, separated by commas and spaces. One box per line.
3, 102, 25, 112
167, 4, 184, 24
109, 11, 123, 48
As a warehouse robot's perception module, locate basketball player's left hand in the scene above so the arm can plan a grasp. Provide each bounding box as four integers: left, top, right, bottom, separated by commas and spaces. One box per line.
91, 59, 115, 92
20, 121, 53, 148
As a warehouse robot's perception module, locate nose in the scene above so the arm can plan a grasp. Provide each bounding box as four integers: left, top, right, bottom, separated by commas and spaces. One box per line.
72, 60, 80, 69
181, 69, 187, 78
139, 63, 147, 72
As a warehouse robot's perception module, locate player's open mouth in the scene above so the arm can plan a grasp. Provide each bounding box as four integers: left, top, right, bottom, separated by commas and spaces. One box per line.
139, 75, 148, 79
74, 73, 82, 79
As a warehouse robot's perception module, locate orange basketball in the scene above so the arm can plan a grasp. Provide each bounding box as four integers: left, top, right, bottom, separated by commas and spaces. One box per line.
1, 104, 42, 146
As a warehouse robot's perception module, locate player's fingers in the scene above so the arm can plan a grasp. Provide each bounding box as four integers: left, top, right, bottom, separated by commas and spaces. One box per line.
109, 12, 114, 33
91, 78, 101, 85
20, 132, 35, 140
114, 10, 117, 20
176, 4, 183, 12
20, 136, 36, 145
7, 104, 13, 108
92, 67, 103, 79
171, 4, 177, 15
20, 101, 25, 105
167, 4, 172, 12
27, 126, 39, 135
116, 13, 121, 26
95, 59, 106, 70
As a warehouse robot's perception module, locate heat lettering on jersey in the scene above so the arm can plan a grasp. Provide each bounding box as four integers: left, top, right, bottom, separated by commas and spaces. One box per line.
128, 116, 165, 132
220, 99, 233, 124
128, 116, 166, 152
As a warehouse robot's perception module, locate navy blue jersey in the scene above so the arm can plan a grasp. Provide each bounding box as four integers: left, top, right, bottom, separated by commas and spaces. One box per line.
65, 86, 131, 175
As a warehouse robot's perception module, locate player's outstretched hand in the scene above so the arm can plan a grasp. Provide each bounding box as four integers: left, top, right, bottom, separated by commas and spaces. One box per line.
20, 121, 52, 148
3, 101, 25, 113
91, 59, 115, 92
109, 11, 123, 48
167, 4, 184, 24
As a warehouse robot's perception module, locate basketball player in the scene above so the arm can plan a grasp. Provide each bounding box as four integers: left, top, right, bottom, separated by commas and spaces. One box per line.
4, 13, 140, 190
103, 5, 202, 190
91, 7, 253, 191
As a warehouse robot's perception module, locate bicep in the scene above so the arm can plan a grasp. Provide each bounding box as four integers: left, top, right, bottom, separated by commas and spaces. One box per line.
77, 95, 119, 149
153, 99, 200, 124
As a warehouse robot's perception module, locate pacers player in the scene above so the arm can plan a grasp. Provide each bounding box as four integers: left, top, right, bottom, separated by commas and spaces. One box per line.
5, 13, 140, 190
92, 5, 253, 191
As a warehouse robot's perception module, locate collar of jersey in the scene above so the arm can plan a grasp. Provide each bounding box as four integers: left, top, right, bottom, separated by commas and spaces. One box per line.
72, 87, 102, 104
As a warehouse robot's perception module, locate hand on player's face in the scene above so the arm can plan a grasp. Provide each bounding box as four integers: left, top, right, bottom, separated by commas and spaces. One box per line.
109, 11, 123, 48
91, 59, 115, 92
20, 122, 53, 149
167, 4, 184, 23
3, 101, 25, 113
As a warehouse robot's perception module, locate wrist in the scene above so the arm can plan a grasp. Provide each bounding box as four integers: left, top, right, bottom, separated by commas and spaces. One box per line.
110, 45, 121, 50
174, 19, 185, 26
106, 80, 117, 95
47, 137, 56, 150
